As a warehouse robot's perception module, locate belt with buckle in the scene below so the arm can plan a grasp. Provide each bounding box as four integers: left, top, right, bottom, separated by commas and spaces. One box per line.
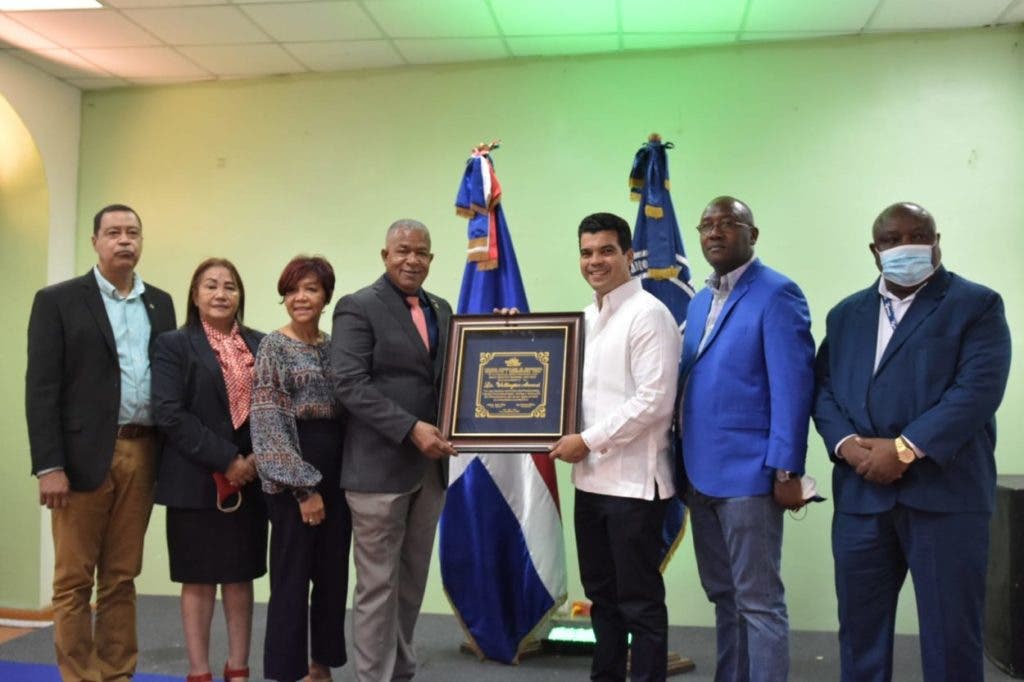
116, 424, 157, 439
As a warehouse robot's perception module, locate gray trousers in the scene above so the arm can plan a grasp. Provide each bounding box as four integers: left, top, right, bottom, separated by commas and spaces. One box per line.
345, 467, 445, 682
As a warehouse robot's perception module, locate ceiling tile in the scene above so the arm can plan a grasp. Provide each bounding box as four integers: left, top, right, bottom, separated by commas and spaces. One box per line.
621, 0, 746, 33
122, 6, 270, 45
362, 0, 497, 38
393, 36, 507, 64
506, 34, 619, 57
0, 14, 57, 48
1003, 1, 1024, 22
8, 9, 160, 48
286, 39, 403, 70
75, 46, 210, 77
490, 0, 618, 36
102, 0, 216, 7
179, 43, 306, 76
623, 32, 737, 50
744, 0, 877, 32
240, 1, 380, 41
128, 74, 216, 85
869, 0, 1008, 30
68, 76, 130, 89
9, 47, 108, 77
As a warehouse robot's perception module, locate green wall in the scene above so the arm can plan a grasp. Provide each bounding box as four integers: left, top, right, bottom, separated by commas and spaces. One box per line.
0, 94, 50, 608
72, 26, 1023, 633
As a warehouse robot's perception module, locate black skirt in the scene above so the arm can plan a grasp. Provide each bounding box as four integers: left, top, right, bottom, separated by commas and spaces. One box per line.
166, 422, 268, 584
166, 482, 268, 584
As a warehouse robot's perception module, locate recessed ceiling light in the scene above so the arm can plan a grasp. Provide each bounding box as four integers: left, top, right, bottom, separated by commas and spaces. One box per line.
0, 0, 102, 9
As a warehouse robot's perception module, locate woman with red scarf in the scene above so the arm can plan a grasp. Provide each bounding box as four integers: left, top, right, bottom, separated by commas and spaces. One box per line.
153, 258, 268, 682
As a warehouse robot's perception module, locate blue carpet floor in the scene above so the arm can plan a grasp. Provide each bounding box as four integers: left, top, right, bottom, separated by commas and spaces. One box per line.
0, 660, 178, 681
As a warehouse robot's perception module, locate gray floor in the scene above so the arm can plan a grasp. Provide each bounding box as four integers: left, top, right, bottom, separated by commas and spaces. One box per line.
0, 596, 1016, 680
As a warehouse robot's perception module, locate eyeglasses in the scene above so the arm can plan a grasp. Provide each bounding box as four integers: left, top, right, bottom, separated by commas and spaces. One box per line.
696, 219, 752, 235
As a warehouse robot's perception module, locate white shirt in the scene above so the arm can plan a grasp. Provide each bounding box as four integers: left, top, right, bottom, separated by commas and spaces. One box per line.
574, 278, 682, 500
874, 277, 920, 372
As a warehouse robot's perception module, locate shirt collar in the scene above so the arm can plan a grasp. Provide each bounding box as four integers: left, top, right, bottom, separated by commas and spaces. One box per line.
706, 255, 757, 295
201, 318, 241, 344
594, 277, 642, 310
93, 265, 145, 301
383, 273, 426, 303
877, 277, 925, 304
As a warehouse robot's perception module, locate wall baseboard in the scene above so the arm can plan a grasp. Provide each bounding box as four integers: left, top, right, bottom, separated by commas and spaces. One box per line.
0, 605, 53, 628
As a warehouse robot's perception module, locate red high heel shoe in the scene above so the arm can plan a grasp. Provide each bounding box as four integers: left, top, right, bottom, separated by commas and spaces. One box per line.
223, 663, 250, 681
185, 674, 212, 682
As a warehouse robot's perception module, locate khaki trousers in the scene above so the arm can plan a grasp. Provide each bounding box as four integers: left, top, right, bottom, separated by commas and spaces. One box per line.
50, 436, 156, 682
346, 467, 445, 682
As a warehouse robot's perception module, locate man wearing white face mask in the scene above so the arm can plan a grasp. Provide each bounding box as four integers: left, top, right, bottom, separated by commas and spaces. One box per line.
813, 202, 1012, 682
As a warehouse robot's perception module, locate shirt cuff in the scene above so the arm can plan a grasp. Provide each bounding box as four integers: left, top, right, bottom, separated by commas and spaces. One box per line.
580, 426, 606, 456
834, 434, 856, 459
35, 467, 64, 477
901, 434, 926, 459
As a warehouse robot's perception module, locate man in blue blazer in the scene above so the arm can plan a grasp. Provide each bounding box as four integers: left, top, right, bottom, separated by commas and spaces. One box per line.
679, 196, 815, 682
813, 202, 1011, 682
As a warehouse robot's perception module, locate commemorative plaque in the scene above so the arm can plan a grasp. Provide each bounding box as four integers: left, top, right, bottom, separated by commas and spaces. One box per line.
439, 312, 584, 452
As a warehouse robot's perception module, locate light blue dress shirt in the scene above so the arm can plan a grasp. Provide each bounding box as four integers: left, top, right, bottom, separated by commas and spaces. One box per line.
93, 266, 153, 425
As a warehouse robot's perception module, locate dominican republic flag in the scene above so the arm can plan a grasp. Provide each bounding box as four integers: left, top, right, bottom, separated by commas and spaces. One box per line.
439, 146, 568, 663
629, 134, 694, 568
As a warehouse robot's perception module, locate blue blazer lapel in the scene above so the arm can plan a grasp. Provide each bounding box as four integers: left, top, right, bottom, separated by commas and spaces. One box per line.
681, 291, 710, 373
188, 324, 230, 413
846, 288, 880, 400
695, 261, 760, 358
875, 268, 950, 375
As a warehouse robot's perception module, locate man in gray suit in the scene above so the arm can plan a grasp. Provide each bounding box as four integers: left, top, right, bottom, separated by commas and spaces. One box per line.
332, 219, 456, 681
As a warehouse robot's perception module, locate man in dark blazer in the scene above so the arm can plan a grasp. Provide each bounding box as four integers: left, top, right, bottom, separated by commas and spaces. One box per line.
813, 202, 1011, 682
331, 219, 455, 682
25, 204, 176, 682
678, 196, 815, 682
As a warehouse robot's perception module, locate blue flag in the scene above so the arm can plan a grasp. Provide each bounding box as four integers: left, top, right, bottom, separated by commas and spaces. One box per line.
629, 134, 693, 568
439, 147, 567, 663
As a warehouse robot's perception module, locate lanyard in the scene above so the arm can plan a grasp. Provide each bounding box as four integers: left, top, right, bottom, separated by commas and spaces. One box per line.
881, 297, 898, 331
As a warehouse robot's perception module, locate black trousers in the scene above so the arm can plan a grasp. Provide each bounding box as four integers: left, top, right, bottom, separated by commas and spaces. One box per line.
263, 420, 352, 682
575, 488, 669, 682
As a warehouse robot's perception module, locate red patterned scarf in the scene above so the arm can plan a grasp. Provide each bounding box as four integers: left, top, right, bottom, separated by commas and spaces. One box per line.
202, 319, 254, 429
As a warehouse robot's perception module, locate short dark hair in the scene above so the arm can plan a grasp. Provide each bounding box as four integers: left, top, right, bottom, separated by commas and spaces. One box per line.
185, 257, 246, 328
278, 255, 336, 304
872, 202, 936, 240
578, 212, 632, 251
93, 204, 141, 235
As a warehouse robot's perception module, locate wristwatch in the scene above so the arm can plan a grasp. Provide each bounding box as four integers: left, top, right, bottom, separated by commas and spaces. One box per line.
894, 436, 915, 464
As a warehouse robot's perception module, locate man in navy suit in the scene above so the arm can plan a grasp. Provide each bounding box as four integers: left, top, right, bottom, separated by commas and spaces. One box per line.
678, 196, 815, 682
813, 202, 1011, 681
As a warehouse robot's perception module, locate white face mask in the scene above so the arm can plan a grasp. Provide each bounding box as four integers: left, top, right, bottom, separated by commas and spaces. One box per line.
878, 244, 936, 287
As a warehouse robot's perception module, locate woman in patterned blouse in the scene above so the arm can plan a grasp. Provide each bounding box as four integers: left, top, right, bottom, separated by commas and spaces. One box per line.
252, 256, 350, 682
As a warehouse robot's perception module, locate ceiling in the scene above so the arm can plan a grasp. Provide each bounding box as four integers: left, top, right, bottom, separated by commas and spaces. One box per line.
1, 0, 1022, 90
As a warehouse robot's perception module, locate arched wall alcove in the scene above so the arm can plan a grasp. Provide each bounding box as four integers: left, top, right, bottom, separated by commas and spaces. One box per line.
0, 92, 52, 609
